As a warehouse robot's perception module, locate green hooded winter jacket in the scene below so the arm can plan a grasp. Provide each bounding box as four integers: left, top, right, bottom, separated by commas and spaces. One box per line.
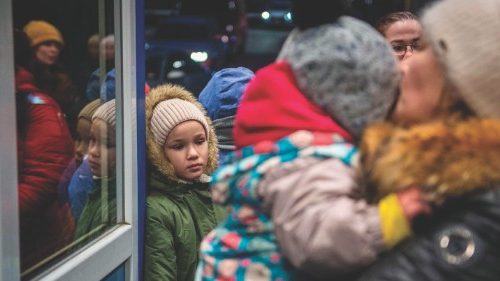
144, 170, 226, 281
144, 84, 225, 281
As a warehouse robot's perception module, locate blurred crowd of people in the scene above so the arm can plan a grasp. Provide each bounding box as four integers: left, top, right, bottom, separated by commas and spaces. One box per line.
11, 0, 500, 280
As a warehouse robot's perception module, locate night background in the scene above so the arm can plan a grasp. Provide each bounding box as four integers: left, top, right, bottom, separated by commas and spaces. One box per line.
12, 0, 438, 96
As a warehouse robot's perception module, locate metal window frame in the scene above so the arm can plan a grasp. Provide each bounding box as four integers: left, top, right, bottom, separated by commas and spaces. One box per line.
0, 0, 140, 279
0, 0, 21, 279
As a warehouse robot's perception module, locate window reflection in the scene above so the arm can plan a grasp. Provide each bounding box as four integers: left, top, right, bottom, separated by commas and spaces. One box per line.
14, 28, 75, 276
74, 99, 117, 244
13, 0, 119, 278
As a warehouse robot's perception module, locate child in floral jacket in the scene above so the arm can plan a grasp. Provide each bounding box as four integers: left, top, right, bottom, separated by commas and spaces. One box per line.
197, 13, 428, 281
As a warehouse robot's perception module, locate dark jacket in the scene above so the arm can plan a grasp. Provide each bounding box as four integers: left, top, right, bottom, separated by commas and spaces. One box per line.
16, 68, 75, 271
355, 119, 500, 281
357, 189, 500, 281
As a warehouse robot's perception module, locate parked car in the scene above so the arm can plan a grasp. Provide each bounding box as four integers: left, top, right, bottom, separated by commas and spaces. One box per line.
146, 15, 231, 70
146, 51, 212, 97
246, 0, 293, 30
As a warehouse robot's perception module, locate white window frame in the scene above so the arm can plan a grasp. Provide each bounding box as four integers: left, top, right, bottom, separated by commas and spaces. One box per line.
0, 0, 21, 279
0, 0, 140, 279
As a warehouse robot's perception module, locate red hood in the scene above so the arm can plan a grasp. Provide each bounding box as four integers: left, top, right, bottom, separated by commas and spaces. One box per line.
15, 68, 40, 94
234, 61, 352, 149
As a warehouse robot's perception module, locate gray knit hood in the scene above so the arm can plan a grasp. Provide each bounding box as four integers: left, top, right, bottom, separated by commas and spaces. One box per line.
278, 16, 400, 139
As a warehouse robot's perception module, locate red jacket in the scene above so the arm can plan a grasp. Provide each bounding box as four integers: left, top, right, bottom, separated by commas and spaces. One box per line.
16, 68, 75, 270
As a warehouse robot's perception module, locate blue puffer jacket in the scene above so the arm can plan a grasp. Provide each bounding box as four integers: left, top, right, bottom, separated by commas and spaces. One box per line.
67, 158, 95, 220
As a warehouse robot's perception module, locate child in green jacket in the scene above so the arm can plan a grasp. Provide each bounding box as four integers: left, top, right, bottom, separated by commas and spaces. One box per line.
74, 99, 117, 243
144, 84, 225, 281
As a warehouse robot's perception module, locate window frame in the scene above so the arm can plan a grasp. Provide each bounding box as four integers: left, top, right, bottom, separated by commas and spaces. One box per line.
0, 0, 142, 279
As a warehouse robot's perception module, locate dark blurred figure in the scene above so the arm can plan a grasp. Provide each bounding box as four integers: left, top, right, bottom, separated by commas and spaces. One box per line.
14, 29, 75, 272
291, 0, 348, 30
100, 34, 115, 69
73, 34, 100, 93
23, 20, 82, 137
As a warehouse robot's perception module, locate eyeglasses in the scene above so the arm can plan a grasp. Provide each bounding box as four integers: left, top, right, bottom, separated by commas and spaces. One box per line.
391, 41, 422, 56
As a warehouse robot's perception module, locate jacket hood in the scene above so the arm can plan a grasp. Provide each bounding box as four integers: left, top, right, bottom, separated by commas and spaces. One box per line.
198, 67, 254, 121
146, 84, 218, 182
360, 118, 500, 204
233, 61, 352, 149
277, 16, 400, 139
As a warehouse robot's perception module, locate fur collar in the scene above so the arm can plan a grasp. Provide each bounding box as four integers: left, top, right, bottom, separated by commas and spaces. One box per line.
360, 118, 500, 204
145, 84, 218, 183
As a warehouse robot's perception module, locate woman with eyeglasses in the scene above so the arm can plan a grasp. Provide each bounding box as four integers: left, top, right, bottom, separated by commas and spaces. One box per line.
355, 0, 500, 280
376, 11, 423, 61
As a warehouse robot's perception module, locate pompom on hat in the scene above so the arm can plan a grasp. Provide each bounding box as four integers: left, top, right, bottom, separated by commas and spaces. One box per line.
23, 20, 64, 47
421, 0, 500, 118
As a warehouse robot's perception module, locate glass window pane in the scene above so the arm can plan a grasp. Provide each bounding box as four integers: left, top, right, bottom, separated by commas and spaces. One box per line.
12, 0, 120, 278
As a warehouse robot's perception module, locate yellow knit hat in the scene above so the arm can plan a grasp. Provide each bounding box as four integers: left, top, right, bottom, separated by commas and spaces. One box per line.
23, 20, 64, 47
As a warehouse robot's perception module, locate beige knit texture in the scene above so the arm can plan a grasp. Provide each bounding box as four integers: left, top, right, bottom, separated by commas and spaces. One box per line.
92, 99, 116, 129
151, 98, 209, 146
78, 99, 102, 121
422, 0, 500, 118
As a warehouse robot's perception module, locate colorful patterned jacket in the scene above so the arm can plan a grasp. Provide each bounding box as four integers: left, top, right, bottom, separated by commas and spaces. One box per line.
197, 131, 358, 280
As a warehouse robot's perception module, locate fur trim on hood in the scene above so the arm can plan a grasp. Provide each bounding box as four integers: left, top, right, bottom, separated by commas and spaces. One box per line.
145, 84, 218, 182
360, 118, 500, 204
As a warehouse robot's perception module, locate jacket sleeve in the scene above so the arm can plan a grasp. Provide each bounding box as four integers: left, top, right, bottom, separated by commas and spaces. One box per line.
260, 157, 387, 276
144, 200, 177, 281
18, 100, 73, 216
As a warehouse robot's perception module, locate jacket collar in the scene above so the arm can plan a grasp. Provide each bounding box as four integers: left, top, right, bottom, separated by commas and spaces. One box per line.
148, 168, 210, 197
361, 118, 500, 204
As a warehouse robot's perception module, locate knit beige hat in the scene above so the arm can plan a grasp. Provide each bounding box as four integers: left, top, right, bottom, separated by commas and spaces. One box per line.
92, 99, 116, 129
421, 0, 500, 118
151, 98, 209, 146
23, 20, 64, 47
78, 99, 102, 121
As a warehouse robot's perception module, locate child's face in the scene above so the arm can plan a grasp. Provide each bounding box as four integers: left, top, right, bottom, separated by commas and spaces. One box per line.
88, 119, 116, 178
164, 120, 209, 181
75, 118, 91, 166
